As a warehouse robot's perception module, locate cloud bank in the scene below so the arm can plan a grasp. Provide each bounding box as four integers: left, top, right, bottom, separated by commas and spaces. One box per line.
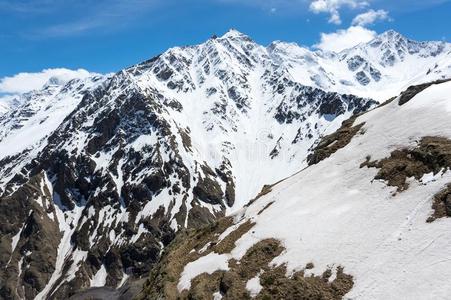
0, 68, 93, 94
315, 25, 376, 52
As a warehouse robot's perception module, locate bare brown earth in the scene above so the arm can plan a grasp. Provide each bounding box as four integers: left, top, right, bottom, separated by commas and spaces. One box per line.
307, 117, 365, 166
360, 136, 451, 192
360, 136, 451, 222
427, 184, 451, 222
135, 216, 249, 299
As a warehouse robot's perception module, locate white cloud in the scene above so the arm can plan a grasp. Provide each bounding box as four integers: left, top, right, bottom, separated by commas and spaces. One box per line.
309, 0, 369, 24
0, 68, 94, 94
352, 9, 389, 26
314, 25, 376, 52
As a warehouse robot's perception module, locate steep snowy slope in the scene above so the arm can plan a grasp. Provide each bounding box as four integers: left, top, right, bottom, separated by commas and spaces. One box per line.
142, 79, 451, 299
0, 95, 21, 116
0, 29, 450, 299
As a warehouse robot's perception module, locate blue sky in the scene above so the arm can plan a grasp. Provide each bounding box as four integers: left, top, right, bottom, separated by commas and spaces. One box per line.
0, 0, 450, 79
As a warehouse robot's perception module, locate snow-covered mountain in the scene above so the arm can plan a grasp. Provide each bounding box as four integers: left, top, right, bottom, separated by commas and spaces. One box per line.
0, 29, 450, 299
270, 29, 451, 100
140, 78, 451, 300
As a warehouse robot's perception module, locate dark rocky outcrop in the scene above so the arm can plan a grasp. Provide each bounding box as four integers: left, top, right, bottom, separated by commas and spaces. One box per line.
274, 84, 375, 126
0, 172, 61, 300
0, 76, 230, 299
398, 79, 451, 105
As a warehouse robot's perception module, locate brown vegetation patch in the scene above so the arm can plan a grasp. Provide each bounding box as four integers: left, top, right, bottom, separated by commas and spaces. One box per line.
257, 265, 353, 300
245, 184, 275, 208
246, 178, 288, 208
182, 239, 283, 300
361, 136, 451, 192
214, 220, 255, 254
183, 239, 353, 300
376, 96, 397, 108
139, 232, 354, 300
136, 217, 255, 300
308, 117, 365, 165
427, 184, 451, 223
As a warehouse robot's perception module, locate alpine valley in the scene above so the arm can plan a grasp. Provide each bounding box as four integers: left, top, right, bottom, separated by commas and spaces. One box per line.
1, 29, 451, 300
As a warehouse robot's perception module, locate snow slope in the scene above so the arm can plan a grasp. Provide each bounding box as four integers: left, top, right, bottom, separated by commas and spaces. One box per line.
177, 80, 451, 299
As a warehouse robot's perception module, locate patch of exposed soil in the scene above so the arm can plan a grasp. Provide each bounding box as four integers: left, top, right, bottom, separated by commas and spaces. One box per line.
257, 264, 353, 300
246, 184, 275, 207
308, 117, 365, 165
427, 184, 451, 223
361, 136, 451, 192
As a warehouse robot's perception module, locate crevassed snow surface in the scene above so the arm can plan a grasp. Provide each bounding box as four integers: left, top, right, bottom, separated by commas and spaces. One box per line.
178, 81, 451, 299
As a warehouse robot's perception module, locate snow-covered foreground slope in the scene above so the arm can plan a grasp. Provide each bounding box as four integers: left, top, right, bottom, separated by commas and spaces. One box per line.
159, 80, 451, 299
0, 29, 450, 299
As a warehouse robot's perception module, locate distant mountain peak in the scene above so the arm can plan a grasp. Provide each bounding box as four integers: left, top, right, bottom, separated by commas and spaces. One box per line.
378, 29, 406, 40
220, 28, 253, 41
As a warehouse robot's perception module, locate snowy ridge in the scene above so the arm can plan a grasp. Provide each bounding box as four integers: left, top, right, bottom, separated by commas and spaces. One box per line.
270, 29, 451, 100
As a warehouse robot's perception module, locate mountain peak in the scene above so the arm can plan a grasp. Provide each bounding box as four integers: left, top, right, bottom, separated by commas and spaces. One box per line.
377, 29, 407, 41
220, 28, 252, 41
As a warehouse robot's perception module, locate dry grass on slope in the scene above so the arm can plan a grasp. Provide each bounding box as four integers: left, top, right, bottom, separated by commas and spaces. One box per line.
361, 136, 451, 192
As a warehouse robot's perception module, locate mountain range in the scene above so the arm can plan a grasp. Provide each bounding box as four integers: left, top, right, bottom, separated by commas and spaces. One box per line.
0, 29, 450, 299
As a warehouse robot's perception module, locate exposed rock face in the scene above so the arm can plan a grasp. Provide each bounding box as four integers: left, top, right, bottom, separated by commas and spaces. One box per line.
0, 172, 61, 300
398, 79, 451, 105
